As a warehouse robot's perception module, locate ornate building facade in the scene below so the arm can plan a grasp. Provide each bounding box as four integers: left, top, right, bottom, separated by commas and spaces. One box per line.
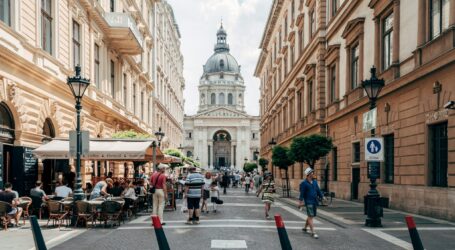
0, 0, 183, 194
152, 1, 184, 149
184, 25, 260, 170
256, 0, 455, 220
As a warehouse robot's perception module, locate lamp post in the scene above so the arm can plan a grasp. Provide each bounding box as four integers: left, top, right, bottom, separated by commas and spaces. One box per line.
152, 127, 165, 172
67, 65, 90, 225
361, 66, 385, 227
268, 138, 277, 176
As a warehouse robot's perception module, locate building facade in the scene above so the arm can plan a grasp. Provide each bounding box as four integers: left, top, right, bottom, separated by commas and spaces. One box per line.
184, 25, 260, 170
0, 0, 183, 195
152, 1, 184, 149
255, 0, 455, 220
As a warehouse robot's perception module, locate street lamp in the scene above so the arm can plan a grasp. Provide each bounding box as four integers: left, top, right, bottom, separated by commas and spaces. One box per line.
361, 66, 385, 227
268, 138, 277, 176
67, 65, 90, 201
152, 127, 165, 172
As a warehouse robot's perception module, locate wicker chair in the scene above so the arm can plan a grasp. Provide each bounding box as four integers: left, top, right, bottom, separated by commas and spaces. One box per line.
100, 201, 123, 227
18, 197, 32, 225
47, 201, 68, 228
0, 201, 12, 230
30, 195, 44, 219
75, 201, 95, 228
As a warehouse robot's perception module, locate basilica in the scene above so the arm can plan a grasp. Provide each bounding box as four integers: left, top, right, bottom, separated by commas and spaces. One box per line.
183, 25, 260, 170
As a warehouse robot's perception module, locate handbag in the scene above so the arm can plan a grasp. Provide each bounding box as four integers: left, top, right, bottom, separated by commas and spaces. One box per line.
215, 198, 224, 205
149, 173, 162, 194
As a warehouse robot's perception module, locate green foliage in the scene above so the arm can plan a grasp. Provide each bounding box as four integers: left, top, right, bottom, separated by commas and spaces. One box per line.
164, 148, 184, 169
289, 134, 333, 168
272, 145, 295, 170
243, 162, 258, 173
111, 130, 152, 139
258, 158, 269, 168
184, 157, 201, 167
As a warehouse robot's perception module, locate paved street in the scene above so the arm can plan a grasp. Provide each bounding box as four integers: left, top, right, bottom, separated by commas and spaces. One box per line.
38, 188, 452, 250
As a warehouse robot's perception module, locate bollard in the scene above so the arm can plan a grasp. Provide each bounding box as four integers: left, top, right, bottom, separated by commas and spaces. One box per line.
274, 214, 293, 250
30, 216, 47, 250
405, 216, 424, 250
152, 215, 170, 250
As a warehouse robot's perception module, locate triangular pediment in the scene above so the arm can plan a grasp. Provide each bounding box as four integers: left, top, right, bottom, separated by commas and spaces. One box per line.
194, 107, 250, 118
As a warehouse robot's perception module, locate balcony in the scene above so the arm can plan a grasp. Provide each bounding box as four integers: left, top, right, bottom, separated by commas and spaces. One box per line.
104, 12, 143, 55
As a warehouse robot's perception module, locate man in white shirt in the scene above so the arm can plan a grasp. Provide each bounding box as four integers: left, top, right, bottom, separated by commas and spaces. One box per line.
54, 181, 72, 198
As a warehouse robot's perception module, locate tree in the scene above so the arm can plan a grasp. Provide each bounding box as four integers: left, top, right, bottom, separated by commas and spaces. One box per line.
289, 134, 333, 170
272, 145, 295, 197
111, 129, 152, 139
243, 162, 258, 173
164, 148, 184, 169
258, 158, 269, 172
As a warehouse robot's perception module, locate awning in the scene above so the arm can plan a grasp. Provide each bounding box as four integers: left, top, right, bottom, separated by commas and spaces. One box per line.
32, 138, 164, 161
160, 154, 183, 164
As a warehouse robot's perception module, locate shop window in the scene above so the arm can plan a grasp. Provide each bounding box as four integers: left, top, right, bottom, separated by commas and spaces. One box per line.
429, 122, 448, 187
352, 142, 360, 163
384, 134, 394, 184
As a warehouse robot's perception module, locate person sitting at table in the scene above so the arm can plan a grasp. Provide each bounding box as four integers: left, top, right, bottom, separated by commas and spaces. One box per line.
122, 182, 137, 201
30, 181, 49, 201
54, 180, 73, 198
0, 182, 23, 227
109, 181, 124, 197
90, 178, 113, 200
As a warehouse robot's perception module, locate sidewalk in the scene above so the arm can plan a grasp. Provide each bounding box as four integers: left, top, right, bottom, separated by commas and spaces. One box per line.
0, 219, 86, 250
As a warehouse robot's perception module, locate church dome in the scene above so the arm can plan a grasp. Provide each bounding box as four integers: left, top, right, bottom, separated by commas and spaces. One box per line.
204, 52, 240, 74
203, 23, 241, 75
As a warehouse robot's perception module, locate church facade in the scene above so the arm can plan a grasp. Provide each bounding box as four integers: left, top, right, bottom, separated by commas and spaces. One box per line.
183, 25, 260, 170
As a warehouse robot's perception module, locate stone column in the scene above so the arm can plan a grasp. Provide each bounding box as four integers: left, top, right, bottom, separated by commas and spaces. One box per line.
37, 159, 44, 181
100, 161, 105, 177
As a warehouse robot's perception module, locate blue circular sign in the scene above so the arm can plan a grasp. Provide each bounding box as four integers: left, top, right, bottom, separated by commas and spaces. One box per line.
367, 140, 381, 154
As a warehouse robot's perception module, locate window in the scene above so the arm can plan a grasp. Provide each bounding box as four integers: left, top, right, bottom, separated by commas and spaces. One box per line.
148, 98, 151, 124
94, 44, 100, 88
228, 93, 233, 105
310, 9, 316, 37
219, 93, 225, 105
284, 14, 288, 37
291, 45, 295, 67
133, 84, 136, 114
279, 30, 282, 50
382, 14, 393, 70
211, 93, 216, 104
384, 134, 394, 184
430, 0, 449, 39
73, 21, 81, 66
297, 90, 303, 119
252, 133, 256, 139
141, 92, 144, 120
110, 0, 115, 12
110, 60, 115, 97
329, 64, 336, 103
123, 73, 127, 106
351, 45, 359, 90
291, 0, 295, 21
42, 0, 53, 54
332, 147, 338, 181
299, 28, 304, 55
308, 80, 314, 112
331, 0, 338, 18
353, 142, 360, 163
189, 132, 192, 139
430, 122, 448, 187
0, 0, 11, 26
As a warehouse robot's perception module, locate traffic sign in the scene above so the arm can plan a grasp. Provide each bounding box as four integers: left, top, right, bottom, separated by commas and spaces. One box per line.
363, 108, 377, 131
365, 137, 384, 162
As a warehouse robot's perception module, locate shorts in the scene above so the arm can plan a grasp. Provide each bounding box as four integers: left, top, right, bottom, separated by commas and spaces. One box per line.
211, 197, 218, 203
306, 204, 317, 217
8, 207, 22, 215
203, 190, 210, 200
187, 197, 201, 210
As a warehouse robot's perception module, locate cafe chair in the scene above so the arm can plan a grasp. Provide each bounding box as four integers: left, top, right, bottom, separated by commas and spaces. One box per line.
75, 201, 95, 228
47, 200, 69, 228
100, 201, 123, 227
18, 197, 32, 224
0, 201, 12, 230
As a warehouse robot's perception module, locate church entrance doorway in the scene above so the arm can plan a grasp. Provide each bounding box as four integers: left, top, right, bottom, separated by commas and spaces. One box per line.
213, 130, 231, 170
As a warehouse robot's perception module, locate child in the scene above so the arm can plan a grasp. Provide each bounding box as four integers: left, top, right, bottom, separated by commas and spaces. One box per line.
210, 181, 220, 213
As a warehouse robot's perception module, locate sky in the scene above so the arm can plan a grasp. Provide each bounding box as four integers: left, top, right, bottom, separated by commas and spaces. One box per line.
167, 0, 273, 116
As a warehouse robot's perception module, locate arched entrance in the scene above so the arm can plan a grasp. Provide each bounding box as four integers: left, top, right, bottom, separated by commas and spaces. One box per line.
42, 118, 60, 194
213, 130, 231, 170
0, 102, 15, 188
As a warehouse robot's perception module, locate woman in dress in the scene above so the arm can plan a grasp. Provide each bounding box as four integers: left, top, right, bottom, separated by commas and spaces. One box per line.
256, 172, 275, 219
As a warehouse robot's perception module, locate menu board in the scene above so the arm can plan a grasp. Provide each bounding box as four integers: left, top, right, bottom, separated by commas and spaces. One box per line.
0, 143, 3, 188
23, 147, 38, 192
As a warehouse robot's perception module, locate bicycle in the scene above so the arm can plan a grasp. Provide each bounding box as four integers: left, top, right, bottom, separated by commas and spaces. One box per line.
319, 191, 334, 206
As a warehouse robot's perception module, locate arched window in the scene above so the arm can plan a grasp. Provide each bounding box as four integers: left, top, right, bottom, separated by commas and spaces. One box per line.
0, 102, 15, 143
43, 118, 55, 138
187, 151, 193, 157
228, 93, 233, 105
211, 93, 216, 104
219, 93, 225, 104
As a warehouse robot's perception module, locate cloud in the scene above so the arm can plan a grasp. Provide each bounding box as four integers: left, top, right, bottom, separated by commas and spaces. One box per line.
168, 0, 273, 116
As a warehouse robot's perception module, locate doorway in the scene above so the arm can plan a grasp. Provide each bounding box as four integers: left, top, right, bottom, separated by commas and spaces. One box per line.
218, 157, 226, 167
213, 130, 231, 169
351, 168, 360, 200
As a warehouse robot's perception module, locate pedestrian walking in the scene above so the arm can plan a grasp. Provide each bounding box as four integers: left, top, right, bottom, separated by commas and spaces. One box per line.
185, 167, 205, 225
256, 172, 275, 219
151, 164, 168, 225
299, 168, 324, 239
244, 174, 251, 193
201, 172, 212, 213
222, 172, 229, 195
253, 173, 263, 191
